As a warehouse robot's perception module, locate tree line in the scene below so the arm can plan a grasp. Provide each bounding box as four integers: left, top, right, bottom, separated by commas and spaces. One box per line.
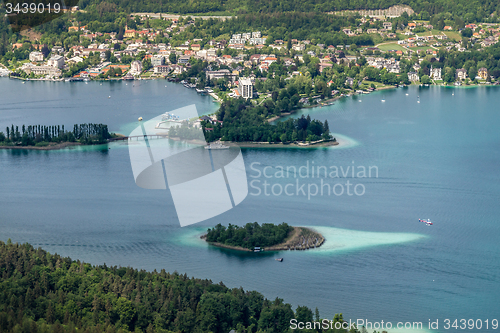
205, 222, 294, 249
203, 99, 333, 143
0, 240, 358, 333
0, 123, 111, 146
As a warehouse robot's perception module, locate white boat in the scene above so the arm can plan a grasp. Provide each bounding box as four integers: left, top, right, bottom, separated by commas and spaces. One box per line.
381, 99, 385, 102
205, 141, 229, 150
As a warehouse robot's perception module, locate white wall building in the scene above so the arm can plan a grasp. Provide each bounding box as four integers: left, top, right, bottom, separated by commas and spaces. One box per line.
151, 55, 165, 66
47, 55, 65, 69
130, 60, 143, 74
238, 77, 253, 99
29, 51, 44, 62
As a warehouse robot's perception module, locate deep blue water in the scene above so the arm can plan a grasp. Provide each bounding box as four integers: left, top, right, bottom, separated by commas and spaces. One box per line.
1, 78, 499, 332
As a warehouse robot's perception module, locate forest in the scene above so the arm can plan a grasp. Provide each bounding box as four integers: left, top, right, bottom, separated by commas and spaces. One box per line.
0, 123, 112, 146
205, 222, 294, 249
0, 240, 357, 333
203, 99, 333, 143
74, 0, 500, 21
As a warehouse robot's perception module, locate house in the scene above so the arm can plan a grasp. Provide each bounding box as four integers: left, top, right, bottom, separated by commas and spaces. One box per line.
408, 22, 416, 29
456, 68, 467, 81
191, 44, 201, 51
263, 57, 277, 66
444, 26, 453, 31
383, 22, 392, 30
430, 67, 442, 80
238, 77, 253, 99
345, 77, 355, 86
67, 56, 84, 65
177, 56, 191, 64
478, 67, 488, 80
130, 60, 143, 74
29, 51, 44, 62
51, 46, 64, 54
408, 72, 419, 82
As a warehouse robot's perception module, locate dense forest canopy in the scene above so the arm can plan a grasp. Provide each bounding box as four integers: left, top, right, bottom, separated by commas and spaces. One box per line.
73, 0, 500, 20
0, 240, 356, 333
205, 222, 294, 249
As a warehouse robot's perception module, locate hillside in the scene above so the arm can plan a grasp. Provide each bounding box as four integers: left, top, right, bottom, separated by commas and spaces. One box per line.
0, 240, 353, 333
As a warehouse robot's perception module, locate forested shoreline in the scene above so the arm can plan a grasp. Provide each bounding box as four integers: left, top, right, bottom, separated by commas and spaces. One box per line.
0, 240, 357, 333
203, 99, 334, 143
0, 123, 113, 147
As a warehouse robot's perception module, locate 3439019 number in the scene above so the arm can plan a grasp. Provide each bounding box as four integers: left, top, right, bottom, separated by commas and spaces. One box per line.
5, 2, 61, 14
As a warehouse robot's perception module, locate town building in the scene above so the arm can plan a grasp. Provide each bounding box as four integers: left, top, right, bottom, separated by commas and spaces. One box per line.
151, 55, 165, 66
29, 51, 44, 62
238, 77, 253, 99
130, 60, 143, 74
47, 55, 65, 69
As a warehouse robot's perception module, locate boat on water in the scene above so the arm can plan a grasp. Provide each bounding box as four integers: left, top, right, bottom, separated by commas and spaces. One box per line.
205, 141, 229, 150
419, 218, 433, 226
196, 88, 207, 93
275, 258, 283, 262
381, 99, 385, 102
155, 112, 183, 128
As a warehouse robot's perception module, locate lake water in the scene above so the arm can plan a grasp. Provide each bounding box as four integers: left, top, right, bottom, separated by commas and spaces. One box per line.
1, 78, 499, 332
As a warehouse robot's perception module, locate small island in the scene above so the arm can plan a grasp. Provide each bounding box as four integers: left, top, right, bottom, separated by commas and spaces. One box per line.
201, 222, 325, 252
0, 123, 117, 150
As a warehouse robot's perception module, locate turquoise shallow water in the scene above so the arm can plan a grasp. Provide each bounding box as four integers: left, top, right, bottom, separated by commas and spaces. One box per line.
1, 79, 499, 332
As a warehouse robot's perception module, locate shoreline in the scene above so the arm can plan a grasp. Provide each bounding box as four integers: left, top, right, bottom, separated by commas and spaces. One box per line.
201, 226, 325, 252
0, 142, 83, 150
223, 140, 339, 148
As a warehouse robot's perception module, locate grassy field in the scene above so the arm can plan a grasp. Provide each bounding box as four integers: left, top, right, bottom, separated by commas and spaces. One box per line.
408, 46, 434, 52
443, 31, 462, 40
376, 43, 407, 52
416, 29, 443, 37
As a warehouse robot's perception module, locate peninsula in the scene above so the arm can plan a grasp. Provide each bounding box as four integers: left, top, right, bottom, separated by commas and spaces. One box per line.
202, 222, 325, 252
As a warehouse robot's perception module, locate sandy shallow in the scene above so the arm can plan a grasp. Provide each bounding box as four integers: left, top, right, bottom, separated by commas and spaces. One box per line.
174, 225, 426, 255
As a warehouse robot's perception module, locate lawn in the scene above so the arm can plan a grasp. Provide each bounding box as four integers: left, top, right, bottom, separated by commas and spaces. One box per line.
443, 31, 462, 41
376, 43, 407, 52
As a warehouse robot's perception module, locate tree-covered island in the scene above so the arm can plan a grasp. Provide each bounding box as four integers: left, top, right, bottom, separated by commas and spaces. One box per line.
0, 123, 117, 149
203, 222, 325, 251
201, 99, 336, 146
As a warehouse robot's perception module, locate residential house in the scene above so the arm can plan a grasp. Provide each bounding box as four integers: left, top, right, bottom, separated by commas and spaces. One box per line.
478, 67, 488, 80
456, 68, 467, 81
408, 72, 419, 82
430, 67, 442, 80
29, 51, 44, 62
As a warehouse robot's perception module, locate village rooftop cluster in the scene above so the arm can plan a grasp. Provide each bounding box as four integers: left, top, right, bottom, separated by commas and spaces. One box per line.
2, 11, 500, 105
